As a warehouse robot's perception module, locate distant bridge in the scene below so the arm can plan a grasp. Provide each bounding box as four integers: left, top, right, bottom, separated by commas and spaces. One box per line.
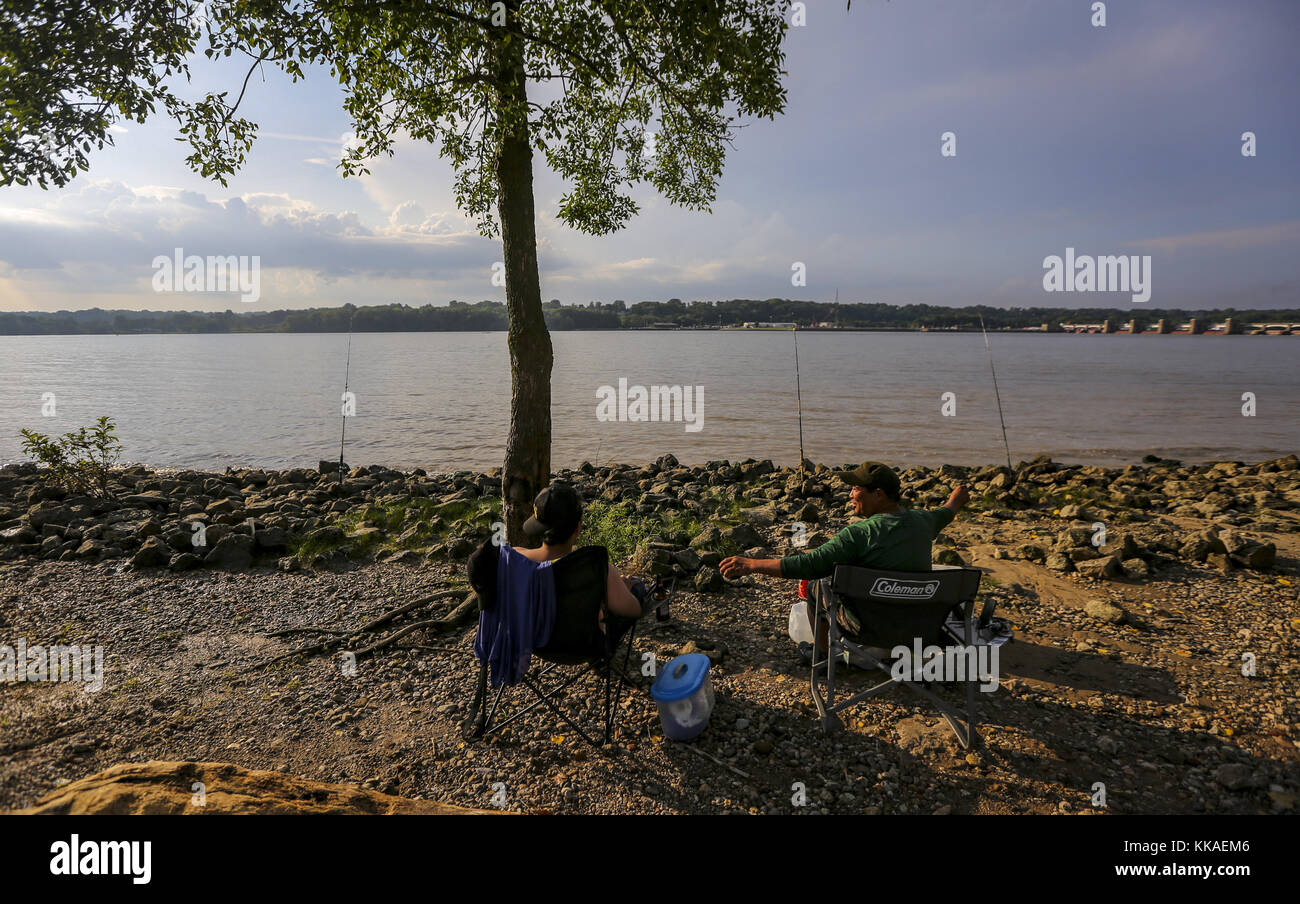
1055, 318, 1298, 335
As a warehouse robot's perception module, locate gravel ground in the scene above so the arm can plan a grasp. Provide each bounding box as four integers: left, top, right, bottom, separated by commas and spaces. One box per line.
3, 496, 1297, 815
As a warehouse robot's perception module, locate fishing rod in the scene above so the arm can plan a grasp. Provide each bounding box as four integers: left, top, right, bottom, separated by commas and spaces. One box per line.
793, 325, 806, 475
978, 312, 1014, 473
337, 313, 355, 483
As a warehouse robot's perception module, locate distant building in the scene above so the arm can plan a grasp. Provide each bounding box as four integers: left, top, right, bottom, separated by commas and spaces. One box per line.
742, 322, 797, 329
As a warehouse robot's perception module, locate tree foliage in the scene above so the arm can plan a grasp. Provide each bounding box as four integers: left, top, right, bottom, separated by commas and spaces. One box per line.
0, 1, 259, 187
19, 415, 124, 499
4, 0, 792, 238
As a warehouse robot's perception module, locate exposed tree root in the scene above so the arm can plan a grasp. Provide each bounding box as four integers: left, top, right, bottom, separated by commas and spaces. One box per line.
262, 590, 475, 666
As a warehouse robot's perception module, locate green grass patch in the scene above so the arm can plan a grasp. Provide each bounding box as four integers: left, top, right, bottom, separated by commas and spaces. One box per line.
288, 495, 504, 564
580, 500, 716, 561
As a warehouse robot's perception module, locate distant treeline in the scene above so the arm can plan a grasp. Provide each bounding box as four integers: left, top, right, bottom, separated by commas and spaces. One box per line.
2, 300, 1297, 335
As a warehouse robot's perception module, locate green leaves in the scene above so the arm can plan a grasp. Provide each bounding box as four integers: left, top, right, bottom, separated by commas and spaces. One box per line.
0, 1, 211, 188
4, 0, 791, 238
19, 415, 124, 500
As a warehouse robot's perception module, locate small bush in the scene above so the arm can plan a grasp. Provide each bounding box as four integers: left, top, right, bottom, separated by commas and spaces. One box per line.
19, 415, 123, 499
580, 500, 711, 562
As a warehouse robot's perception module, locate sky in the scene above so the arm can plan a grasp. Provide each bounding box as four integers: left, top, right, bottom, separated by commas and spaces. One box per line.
2, 0, 1298, 314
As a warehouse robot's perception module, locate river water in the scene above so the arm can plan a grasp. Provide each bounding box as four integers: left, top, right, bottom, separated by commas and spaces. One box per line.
0, 331, 1294, 471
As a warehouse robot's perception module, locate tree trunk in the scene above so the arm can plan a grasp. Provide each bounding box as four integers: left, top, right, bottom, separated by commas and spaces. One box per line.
492, 11, 552, 545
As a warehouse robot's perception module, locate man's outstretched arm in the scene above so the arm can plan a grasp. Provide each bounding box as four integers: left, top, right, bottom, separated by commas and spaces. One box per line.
719, 556, 782, 578
720, 526, 859, 580
945, 485, 970, 513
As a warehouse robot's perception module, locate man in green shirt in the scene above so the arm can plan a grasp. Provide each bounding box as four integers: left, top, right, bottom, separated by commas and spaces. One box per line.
720, 461, 969, 646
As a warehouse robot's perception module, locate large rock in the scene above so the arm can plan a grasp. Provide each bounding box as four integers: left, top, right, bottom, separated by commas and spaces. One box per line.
1206, 553, 1234, 575
933, 548, 964, 567
793, 502, 821, 523
129, 535, 170, 568
738, 504, 778, 527
694, 566, 725, 593
305, 525, 346, 545
9, 761, 502, 815
690, 526, 723, 550
252, 525, 289, 552
1045, 552, 1075, 572
724, 523, 764, 549
1243, 543, 1276, 570
205, 534, 253, 570
671, 548, 702, 572
1084, 598, 1125, 624
74, 539, 105, 559
0, 525, 38, 544
26, 501, 72, 529
1075, 555, 1120, 580
318, 460, 347, 477
1221, 531, 1277, 570
168, 552, 202, 571
1100, 533, 1141, 560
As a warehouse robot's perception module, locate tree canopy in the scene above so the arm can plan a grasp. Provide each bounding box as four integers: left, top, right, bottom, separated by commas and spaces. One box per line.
4, 0, 791, 238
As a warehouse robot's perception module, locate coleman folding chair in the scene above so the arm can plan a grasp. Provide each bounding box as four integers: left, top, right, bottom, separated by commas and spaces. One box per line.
463, 543, 660, 747
809, 564, 990, 749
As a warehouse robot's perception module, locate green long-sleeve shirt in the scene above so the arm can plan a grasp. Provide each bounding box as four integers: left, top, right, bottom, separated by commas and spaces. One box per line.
779, 507, 956, 579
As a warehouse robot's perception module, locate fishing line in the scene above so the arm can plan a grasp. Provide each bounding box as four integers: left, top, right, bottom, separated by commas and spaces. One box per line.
978, 312, 1013, 473
793, 326, 806, 474
337, 313, 355, 482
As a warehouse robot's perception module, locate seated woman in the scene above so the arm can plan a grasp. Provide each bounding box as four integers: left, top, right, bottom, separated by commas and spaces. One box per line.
515, 482, 652, 630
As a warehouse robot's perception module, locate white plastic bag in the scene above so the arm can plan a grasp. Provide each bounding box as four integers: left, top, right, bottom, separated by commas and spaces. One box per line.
788, 601, 814, 644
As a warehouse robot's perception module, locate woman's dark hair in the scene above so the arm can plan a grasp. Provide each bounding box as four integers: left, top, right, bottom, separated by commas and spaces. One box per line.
524, 482, 583, 545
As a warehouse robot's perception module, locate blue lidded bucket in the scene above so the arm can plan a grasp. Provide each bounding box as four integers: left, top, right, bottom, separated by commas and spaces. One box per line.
651, 653, 715, 740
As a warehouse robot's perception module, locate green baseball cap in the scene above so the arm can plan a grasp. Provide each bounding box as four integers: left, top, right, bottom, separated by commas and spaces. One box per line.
836, 461, 901, 495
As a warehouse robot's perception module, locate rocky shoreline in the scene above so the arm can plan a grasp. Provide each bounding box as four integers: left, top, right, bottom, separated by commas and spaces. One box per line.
2, 453, 1298, 814
1, 453, 1293, 579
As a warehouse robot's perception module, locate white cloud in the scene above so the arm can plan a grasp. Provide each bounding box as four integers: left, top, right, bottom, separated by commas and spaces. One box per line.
0, 180, 513, 310
1126, 221, 1300, 254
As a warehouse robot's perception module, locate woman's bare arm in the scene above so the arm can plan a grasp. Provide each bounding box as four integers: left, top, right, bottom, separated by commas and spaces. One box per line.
605, 563, 642, 618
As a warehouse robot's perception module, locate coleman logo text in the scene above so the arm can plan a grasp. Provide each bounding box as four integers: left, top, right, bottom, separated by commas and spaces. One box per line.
870, 579, 939, 599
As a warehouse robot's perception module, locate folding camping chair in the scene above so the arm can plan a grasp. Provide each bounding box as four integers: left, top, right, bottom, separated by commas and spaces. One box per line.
808, 563, 990, 749
462, 544, 655, 747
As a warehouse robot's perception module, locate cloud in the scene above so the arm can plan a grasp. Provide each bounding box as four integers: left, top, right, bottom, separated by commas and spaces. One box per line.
0, 180, 534, 309
1125, 221, 1300, 254
260, 131, 345, 144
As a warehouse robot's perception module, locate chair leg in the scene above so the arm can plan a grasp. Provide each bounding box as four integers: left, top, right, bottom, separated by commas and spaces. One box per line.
962, 600, 980, 748
472, 620, 644, 748
484, 663, 597, 734
604, 619, 639, 744
463, 658, 490, 739
521, 674, 603, 746
966, 676, 980, 748
484, 682, 508, 731
810, 583, 843, 733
